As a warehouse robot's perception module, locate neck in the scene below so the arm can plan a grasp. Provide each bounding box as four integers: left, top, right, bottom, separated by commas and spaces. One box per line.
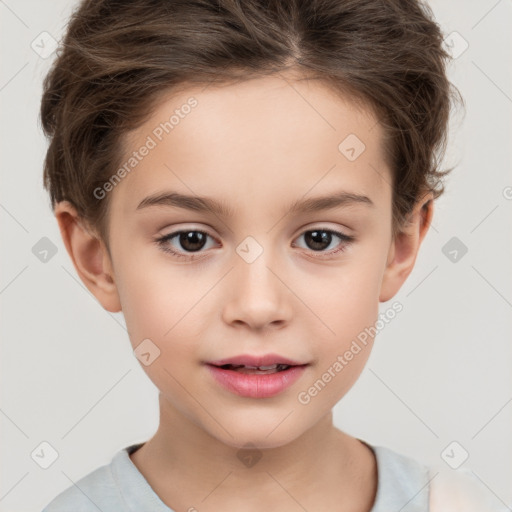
129, 392, 376, 511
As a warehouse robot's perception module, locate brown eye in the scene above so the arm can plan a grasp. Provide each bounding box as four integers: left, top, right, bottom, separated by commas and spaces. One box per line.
304, 230, 334, 251
175, 231, 208, 252
155, 230, 216, 259
293, 228, 355, 258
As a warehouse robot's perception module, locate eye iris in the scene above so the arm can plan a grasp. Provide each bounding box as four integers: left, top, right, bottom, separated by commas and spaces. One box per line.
306, 230, 332, 251
180, 231, 207, 252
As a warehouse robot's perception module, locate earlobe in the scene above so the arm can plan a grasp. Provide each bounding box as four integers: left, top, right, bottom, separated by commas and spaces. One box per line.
379, 193, 434, 303
54, 201, 122, 313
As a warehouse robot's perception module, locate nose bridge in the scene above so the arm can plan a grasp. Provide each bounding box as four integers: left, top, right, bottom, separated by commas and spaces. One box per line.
223, 233, 291, 327
235, 233, 282, 296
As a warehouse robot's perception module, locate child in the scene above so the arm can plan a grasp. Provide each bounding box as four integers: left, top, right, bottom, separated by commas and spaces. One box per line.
39, 0, 504, 510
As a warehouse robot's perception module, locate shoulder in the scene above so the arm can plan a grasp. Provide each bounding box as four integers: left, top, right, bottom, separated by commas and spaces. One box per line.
362, 441, 507, 512
428, 466, 509, 512
41, 456, 124, 512
371, 443, 429, 484
363, 442, 430, 511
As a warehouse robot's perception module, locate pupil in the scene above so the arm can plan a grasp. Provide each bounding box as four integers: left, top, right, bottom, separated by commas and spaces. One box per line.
180, 231, 206, 252
306, 230, 331, 251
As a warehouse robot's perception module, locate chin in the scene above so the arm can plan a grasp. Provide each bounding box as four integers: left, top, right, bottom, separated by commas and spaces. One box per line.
222, 433, 298, 451
205, 415, 307, 451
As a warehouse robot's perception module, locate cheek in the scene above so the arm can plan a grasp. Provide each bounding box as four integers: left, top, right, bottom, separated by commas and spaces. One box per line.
115, 265, 206, 404
300, 256, 383, 397
113, 249, 198, 352
306, 257, 383, 342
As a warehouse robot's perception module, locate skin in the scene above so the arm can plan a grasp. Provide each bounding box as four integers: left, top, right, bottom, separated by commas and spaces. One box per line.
55, 69, 433, 511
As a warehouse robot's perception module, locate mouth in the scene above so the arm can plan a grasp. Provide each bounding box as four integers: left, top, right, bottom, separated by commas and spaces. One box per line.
206, 353, 307, 368
205, 354, 310, 398
211, 363, 296, 374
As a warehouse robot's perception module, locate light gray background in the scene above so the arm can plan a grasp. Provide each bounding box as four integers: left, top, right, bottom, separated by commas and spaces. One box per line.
1, 1, 511, 510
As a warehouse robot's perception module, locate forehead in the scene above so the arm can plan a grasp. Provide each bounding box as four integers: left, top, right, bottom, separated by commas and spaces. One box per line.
113, 73, 390, 216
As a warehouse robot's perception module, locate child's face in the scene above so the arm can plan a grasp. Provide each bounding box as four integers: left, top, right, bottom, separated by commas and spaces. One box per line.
82, 72, 424, 448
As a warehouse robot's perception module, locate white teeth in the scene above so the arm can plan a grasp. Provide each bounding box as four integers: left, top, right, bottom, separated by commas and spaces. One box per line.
238, 364, 279, 370
218, 363, 292, 373
256, 364, 278, 370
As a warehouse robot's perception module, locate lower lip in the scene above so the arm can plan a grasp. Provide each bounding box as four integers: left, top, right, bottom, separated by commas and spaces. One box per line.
206, 364, 308, 398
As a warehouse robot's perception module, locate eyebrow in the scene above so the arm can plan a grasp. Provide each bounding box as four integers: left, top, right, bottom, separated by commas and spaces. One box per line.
136, 190, 374, 216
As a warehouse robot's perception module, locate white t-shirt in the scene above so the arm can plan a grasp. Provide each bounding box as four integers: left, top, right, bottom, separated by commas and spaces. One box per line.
41, 440, 506, 511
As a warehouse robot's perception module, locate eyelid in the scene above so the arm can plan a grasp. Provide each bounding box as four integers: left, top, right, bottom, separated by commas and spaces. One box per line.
291, 227, 355, 258
154, 227, 218, 260
155, 225, 355, 260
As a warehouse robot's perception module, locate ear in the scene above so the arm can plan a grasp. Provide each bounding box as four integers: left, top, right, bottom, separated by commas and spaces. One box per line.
54, 201, 122, 313
379, 192, 434, 303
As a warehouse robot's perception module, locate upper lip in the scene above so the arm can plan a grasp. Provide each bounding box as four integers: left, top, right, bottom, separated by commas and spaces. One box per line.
207, 353, 308, 367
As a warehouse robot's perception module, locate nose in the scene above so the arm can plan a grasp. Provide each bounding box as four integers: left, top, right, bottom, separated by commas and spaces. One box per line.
221, 243, 292, 331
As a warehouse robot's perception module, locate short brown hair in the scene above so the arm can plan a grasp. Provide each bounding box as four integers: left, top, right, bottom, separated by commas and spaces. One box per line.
40, 0, 464, 250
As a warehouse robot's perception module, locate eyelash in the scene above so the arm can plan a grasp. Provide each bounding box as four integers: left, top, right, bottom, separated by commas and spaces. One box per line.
154, 227, 355, 261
